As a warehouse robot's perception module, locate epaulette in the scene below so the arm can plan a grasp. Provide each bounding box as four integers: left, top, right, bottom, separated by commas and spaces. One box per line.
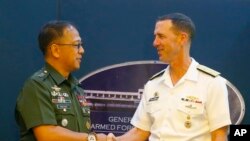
197, 65, 220, 77
149, 69, 165, 80
34, 69, 49, 80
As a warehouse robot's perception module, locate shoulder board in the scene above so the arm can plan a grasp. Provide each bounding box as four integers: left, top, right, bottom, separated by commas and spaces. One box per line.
149, 69, 165, 80
197, 65, 220, 77
33, 69, 49, 80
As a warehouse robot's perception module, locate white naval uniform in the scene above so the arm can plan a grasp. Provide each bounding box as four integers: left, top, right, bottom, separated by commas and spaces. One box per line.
131, 59, 231, 141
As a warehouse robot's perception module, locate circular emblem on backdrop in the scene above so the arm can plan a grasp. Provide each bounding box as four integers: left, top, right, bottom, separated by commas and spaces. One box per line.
79, 60, 166, 135
79, 60, 166, 112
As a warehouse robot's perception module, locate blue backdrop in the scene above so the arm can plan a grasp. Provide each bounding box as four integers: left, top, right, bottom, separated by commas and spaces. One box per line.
0, 0, 249, 140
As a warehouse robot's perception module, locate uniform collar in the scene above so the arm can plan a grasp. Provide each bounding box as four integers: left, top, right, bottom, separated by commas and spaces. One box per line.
44, 63, 79, 86
184, 58, 199, 82
160, 58, 199, 87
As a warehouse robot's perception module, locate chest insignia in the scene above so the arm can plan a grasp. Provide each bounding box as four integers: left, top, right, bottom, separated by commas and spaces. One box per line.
51, 85, 61, 96
77, 95, 89, 106
148, 92, 159, 102
181, 95, 202, 104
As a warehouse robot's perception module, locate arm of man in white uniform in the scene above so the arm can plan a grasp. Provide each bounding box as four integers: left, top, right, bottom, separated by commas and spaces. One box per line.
211, 126, 229, 141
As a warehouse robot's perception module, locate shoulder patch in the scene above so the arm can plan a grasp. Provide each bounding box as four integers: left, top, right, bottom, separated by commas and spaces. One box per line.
149, 69, 165, 80
197, 65, 220, 77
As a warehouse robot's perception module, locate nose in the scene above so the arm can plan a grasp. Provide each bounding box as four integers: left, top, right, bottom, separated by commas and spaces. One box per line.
153, 37, 159, 47
79, 46, 84, 54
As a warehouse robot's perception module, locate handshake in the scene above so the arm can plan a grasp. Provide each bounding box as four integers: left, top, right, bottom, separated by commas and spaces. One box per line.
107, 133, 117, 141
94, 133, 118, 141
95, 127, 149, 141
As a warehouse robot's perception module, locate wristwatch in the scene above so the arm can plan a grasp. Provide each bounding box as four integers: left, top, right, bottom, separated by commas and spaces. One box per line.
87, 132, 97, 141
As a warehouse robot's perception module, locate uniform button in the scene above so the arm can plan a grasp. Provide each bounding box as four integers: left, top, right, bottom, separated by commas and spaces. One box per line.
61, 118, 68, 127
44, 70, 47, 73
63, 108, 67, 112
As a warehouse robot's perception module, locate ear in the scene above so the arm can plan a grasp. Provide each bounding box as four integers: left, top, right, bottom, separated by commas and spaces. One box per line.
178, 32, 189, 45
50, 44, 60, 58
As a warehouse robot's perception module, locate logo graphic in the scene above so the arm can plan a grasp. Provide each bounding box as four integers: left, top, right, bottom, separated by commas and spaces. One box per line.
79, 60, 166, 134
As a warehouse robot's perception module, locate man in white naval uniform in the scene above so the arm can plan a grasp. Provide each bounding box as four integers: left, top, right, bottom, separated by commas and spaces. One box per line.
107, 13, 231, 141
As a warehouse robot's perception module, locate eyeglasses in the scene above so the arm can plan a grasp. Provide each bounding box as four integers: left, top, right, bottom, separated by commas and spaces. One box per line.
55, 42, 83, 50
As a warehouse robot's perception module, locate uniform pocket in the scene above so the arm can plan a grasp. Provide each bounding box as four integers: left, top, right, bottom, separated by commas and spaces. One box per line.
55, 107, 77, 130
146, 103, 162, 121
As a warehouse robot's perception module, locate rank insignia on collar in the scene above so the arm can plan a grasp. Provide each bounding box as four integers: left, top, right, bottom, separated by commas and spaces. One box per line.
149, 92, 159, 102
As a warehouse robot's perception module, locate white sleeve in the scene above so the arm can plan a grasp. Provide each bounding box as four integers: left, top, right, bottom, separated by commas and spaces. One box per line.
131, 84, 152, 131
206, 76, 231, 131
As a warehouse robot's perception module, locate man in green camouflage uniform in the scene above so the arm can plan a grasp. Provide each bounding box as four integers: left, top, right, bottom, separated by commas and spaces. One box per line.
15, 21, 106, 141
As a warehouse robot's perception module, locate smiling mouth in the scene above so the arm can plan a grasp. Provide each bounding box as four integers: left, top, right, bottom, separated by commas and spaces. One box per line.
77, 58, 82, 62
157, 50, 163, 55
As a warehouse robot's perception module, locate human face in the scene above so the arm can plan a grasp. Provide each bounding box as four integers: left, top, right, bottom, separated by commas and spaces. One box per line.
56, 26, 84, 72
153, 20, 181, 63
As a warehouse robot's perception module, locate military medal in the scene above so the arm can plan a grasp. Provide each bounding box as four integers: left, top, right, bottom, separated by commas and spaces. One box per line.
86, 120, 91, 130
184, 115, 192, 128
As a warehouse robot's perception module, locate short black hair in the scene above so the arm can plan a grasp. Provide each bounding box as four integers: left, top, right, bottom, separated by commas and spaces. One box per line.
157, 13, 196, 40
38, 20, 76, 55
